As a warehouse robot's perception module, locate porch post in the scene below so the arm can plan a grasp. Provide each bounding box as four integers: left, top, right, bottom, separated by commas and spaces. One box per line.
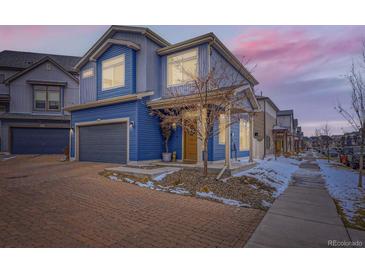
225, 108, 231, 168
249, 112, 254, 163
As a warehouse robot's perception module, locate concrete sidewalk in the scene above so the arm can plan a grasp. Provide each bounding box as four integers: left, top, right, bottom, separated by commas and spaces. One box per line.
246, 153, 351, 247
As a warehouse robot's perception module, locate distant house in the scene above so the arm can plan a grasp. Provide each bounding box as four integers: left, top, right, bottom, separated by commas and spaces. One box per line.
253, 95, 279, 159
274, 109, 295, 154
0, 50, 80, 154
65, 25, 260, 164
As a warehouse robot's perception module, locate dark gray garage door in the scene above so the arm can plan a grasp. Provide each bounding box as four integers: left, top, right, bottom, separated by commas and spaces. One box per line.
79, 123, 127, 164
11, 127, 69, 154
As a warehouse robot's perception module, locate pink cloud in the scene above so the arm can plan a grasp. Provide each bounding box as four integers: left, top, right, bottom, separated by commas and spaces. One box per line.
230, 27, 364, 84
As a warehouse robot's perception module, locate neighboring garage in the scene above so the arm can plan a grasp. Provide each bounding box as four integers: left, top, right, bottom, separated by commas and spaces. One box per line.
11, 127, 69, 154
78, 122, 128, 164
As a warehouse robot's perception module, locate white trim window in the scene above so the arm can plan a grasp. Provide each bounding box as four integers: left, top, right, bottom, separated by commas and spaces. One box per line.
219, 114, 226, 145
167, 48, 198, 87
33, 85, 61, 112
82, 68, 94, 79
240, 119, 250, 151
102, 54, 125, 91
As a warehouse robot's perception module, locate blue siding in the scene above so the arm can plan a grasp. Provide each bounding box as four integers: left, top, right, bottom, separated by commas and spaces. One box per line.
80, 62, 97, 104
212, 120, 225, 161
70, 101, 138, 161
70, 98, 164, 162
210, 47, 249, 88
96, 45, 136, 100
209, 119, 250, 161
136, 99, 163, 160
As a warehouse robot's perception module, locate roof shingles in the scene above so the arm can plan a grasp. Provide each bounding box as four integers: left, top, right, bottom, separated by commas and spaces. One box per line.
0, 50, 80, 72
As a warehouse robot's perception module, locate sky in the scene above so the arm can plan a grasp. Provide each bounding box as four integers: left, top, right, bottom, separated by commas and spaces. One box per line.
0, 25, 364, 136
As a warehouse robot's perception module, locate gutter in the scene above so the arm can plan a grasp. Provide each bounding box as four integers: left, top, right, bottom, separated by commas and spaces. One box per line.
64, 91, 154, 112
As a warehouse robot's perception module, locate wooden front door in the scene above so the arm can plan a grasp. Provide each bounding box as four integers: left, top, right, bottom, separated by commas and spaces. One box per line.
183, 121, 197, 163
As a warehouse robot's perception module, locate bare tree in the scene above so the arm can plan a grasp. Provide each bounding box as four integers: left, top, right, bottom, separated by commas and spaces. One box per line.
321, 123, 331, 163
314, 128, 322, 152
151, 58, 256, 176
335, 42, 365, 188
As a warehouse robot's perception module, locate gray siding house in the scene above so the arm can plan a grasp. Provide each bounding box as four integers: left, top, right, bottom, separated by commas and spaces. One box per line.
0, 50, 80, 154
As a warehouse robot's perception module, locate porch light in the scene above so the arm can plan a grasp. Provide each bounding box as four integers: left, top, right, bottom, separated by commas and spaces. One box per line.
129, 121, 135, 128
172, 122, 177, 130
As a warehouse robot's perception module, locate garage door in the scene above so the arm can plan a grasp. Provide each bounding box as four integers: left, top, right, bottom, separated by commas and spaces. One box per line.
79, 123, 127, 164
11, 128, 69, 154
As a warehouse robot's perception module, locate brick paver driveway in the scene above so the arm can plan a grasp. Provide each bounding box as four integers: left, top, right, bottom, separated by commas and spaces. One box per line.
0, 155, 264, 247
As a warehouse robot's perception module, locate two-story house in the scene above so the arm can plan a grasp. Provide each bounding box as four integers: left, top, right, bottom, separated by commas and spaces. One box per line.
253, 95, 279, 159
0, 50, 80, 154
273, 109, 295, 154
65, 25, 259, 164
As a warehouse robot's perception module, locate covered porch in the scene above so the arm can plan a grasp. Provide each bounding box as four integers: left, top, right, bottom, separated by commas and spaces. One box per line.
147, 85, 260, 169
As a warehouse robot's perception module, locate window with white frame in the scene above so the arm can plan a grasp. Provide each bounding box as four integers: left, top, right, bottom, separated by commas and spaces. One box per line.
33, 85, 61, 111
240, 119, 250, 151
102, 54, 125, 90
219, 114, 226, 144
82, 68, 94, 79
167, 48, 198, 87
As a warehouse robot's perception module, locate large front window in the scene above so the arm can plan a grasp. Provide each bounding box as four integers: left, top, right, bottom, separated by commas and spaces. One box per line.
33, 85, 61, 111
167, 48, 198, 87
102, 54, 125, 90
240, 119, 250, 151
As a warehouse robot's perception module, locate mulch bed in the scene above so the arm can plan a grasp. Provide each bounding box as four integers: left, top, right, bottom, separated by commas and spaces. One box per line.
101, 168, 276, 211
158, 169, 275, 210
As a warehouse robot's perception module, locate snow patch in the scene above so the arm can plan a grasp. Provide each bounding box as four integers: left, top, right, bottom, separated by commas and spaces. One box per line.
108, 175, 121, 181
153, 170, 177, 181
2, 156, 16, 161
234, 156, 301, 197
169, 187, 190, 195
136, 181, 155, 189
196, 191, 250, 207
317, 159, 365, 221
123, 177, 135, 183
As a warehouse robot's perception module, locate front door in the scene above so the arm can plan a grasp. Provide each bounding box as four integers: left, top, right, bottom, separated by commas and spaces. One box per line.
183, 121, 197, 163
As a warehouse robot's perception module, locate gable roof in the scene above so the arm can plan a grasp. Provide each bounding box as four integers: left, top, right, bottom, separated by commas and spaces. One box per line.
4, 56, 79, 84
74, 25, 170, 70
0, 50, 80, 72
255, 95, 279, 112
157, 32, 259, 86
277, 109, 294, 116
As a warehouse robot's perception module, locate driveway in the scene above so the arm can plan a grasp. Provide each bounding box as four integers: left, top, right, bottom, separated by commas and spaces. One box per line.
0, 155, 264, 247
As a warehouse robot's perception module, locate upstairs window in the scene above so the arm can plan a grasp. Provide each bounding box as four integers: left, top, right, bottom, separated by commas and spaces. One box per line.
33, 85, 61, 112
102, 54, 125, 90
167, 48, 198, 87
240, 119, 250, 151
